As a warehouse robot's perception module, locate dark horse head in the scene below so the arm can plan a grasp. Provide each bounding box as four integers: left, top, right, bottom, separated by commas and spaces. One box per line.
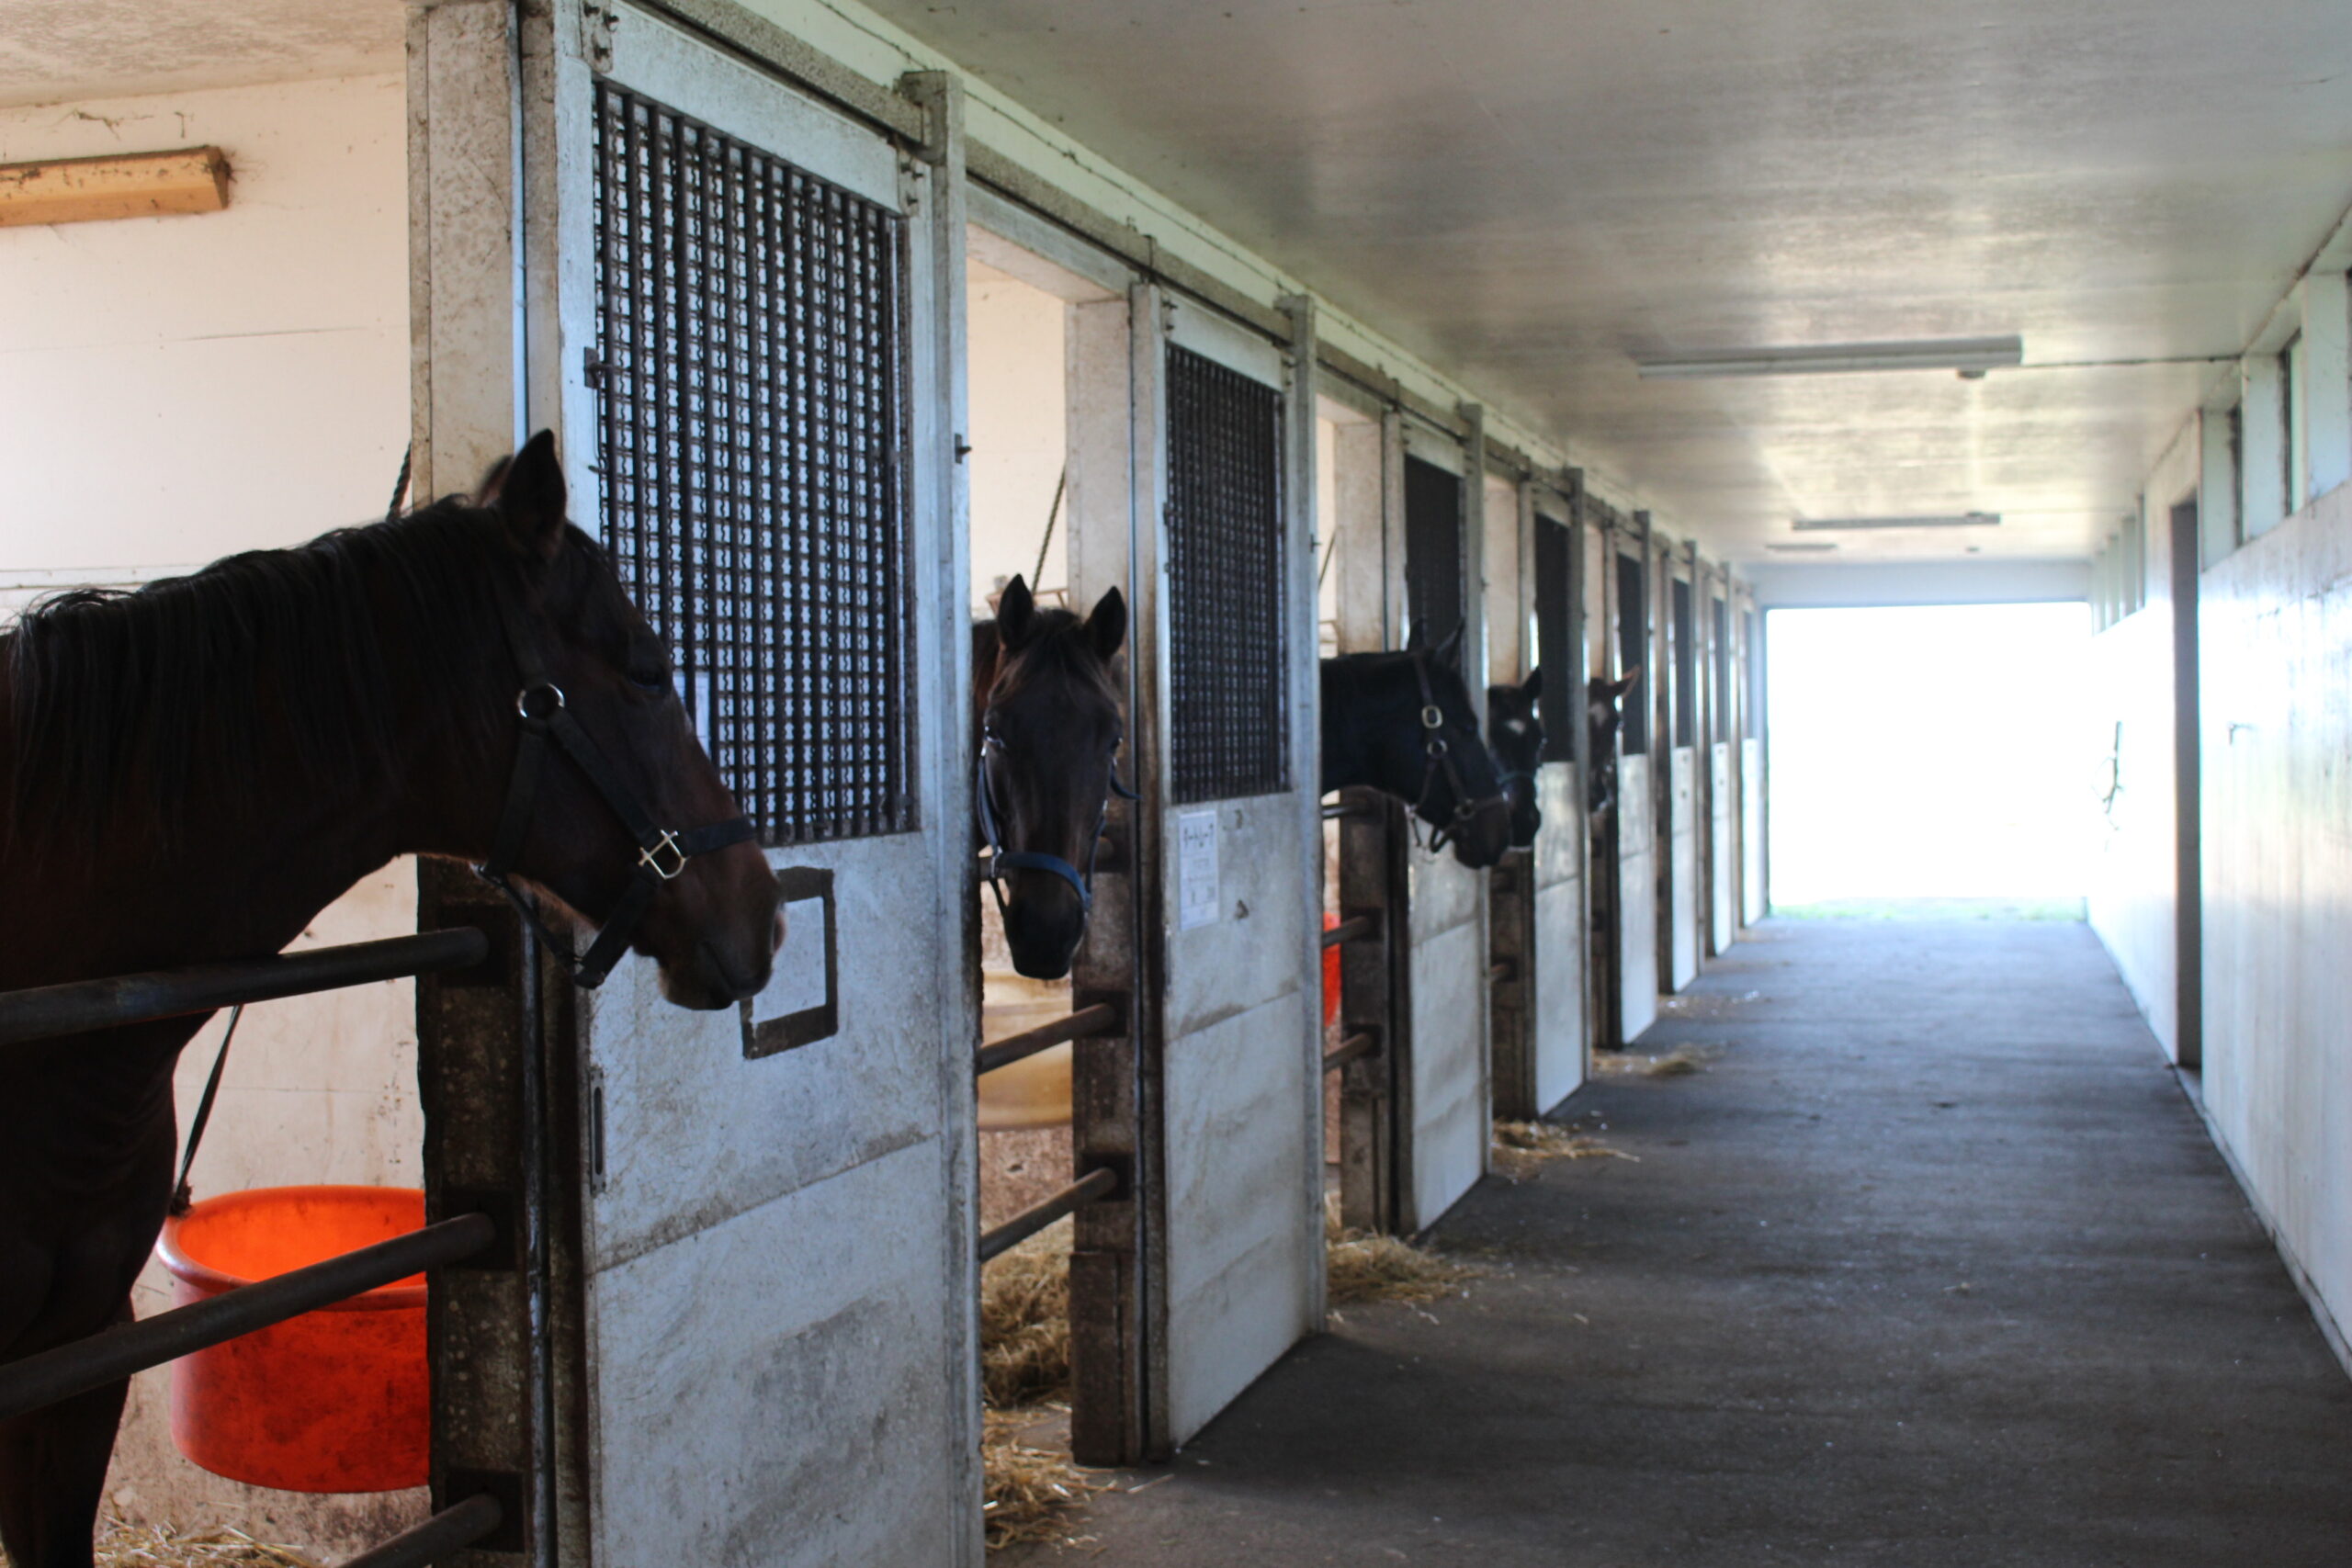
1486, 667, 1544, 848
975, 575, 1129, 980
4, 431, 781, 1010
1320, 627, 1513, 870
1585, 668, 1641, 817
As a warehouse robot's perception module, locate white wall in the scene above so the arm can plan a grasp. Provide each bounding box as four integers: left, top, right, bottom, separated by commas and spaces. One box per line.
2086, 424, 2196, 1061
965, 267, 1066, 616
0, 73, 426, 1555
2199, 477, 2352, 1367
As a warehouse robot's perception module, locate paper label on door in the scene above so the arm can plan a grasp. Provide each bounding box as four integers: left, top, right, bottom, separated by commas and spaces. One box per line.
1176, 809, 1219, 931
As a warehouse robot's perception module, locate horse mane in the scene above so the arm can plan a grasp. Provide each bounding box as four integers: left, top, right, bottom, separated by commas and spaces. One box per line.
5, 497, 521, 853
983, 606, 1122, 712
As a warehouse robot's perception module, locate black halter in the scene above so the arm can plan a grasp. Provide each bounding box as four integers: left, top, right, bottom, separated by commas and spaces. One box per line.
474, 594, 756, 987
976, 720, 1139, 916
1406, 650, 1510, 854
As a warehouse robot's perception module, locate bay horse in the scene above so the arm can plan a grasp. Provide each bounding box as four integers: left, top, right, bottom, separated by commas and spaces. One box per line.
1486, 668, 1545, 849
0, 433, 781, 1568
1320, 627, 1513, 870
973, 575, 1130, 980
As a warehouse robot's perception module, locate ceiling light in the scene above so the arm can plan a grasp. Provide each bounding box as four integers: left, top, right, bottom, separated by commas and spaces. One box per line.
1792, 513, 2000, 531
1763, 541, 1838, 553
1634, 336, 2022, 379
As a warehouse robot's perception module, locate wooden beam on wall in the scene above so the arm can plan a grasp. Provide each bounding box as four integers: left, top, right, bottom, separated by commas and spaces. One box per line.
0, 147, 231, 228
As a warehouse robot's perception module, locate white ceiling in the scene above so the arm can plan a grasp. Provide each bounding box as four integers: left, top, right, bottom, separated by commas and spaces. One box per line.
0, 0, 398, 109
7, 0, 2348, 563
861, 0, 2352, 562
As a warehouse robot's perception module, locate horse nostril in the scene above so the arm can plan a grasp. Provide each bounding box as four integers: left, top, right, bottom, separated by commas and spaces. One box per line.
771, 910, 787, 953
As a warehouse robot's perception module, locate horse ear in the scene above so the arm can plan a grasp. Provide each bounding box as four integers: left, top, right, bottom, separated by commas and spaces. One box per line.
1085, 586, 1127, 661
1434, 623, 1464, 671
1521, 666, 1544, 700
998, 575, 1037, 649
481, 431, 567, 562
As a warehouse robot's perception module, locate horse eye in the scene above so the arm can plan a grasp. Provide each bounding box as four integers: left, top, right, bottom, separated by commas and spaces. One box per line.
628, 663, 670, 692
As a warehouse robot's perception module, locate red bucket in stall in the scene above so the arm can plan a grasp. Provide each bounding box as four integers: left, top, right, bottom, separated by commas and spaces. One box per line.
1322, 911, 1342, 1027
155, 1186, 430, 1492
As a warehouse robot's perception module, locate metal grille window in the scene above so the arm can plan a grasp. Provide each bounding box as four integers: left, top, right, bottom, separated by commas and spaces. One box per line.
592, 81, 911, 845
1671, 577, 1695, 749
1404, 456, 1465, 649
1533, 514, 1575, 763
1166, 345, 1288, 803
1615, 551, 1648, 755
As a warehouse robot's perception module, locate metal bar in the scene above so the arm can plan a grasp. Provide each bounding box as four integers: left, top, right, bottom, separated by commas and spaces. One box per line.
975, 1001, 1120, 1077
1322, 914, 1376, 949
0, 930, 489, 1051
978, 1167, 1120, 1264
0, 1213, 496, 1422
1322, 1032, 1377, 1074
335, 1495, 505, 1568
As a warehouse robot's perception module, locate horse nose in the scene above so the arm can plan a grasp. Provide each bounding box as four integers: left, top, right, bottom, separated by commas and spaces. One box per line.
772, 909, 787, 953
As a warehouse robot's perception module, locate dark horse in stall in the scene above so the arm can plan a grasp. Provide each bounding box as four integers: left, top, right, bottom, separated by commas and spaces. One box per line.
1320, 627, 1513, 870
0, 434, 782, 1568
1486, 668, 1545, 849
972, 574, 1130, 980
1585, 669, 1641, 818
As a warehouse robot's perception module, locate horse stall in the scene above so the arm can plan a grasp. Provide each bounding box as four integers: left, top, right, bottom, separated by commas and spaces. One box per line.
1485, 466, 1590, 1121
0, 64, 444, 1560
412, 3, 985, 1559
1323, 390, 1496, 1233
1662, 542, 1703, 992
1599, 504, 1662, 1046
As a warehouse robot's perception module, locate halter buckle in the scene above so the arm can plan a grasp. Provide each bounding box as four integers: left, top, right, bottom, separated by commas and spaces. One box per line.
639, 829, 688, 881
1420, 704, 1444, 729
517, 682, 567, 720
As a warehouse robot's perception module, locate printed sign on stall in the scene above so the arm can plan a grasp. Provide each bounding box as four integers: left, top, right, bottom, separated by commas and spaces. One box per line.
1177, 808, 1219, 931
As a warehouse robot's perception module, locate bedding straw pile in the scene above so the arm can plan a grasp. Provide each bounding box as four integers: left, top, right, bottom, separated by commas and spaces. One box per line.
1322, 1198, 1478, 1305
978, 1218, 1103, 1551
76, 1518, 323, 1568
1491, 1119, 1639, 1179
1593, 1043, 1716, 1077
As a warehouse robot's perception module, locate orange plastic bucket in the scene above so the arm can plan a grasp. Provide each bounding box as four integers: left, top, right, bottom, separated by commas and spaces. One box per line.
155, 1186, 429, 1492
1322, 911, 1342, 1027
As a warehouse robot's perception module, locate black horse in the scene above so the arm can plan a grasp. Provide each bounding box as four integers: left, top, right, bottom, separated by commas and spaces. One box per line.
1586, 669, 1641, 817
0, 435, 781, 1568
1320, 629, 1512, 869
1486, 668, 1544, 848
973, 575, 1130, 980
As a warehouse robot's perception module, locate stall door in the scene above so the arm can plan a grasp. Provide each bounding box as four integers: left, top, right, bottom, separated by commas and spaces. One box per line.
1396, 443, 1490, 1225
549, 12, 975, 1562
1143, 300, 1322, 1446
1523, 511, 1585, 1112
1666, 570, 1701, 990
1614, 547, 1659, 1043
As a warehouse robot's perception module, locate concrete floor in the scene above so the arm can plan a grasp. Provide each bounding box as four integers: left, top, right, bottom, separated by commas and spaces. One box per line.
1017, 917, 2352, 1566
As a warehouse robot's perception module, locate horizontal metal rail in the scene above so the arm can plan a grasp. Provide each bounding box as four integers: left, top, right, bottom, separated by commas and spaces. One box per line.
978, 1167, 1120, 1264
0, 1213, 496, 1422
337, 1495, 505, 1568
975, 1001, 1120, 1077
0, 929, 490, 1051
1322, 1032, 1378, 1074
1322, 914, 1377, 949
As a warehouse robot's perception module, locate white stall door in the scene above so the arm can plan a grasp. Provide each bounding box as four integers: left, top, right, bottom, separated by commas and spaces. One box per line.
1616, 753, 1659, 1043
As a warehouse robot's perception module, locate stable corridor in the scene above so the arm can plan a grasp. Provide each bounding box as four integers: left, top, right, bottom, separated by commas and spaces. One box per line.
1021, 918, 2352, 1566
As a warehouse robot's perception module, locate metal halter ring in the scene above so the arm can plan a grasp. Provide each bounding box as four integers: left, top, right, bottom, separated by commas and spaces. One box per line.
517, 682, 568, 720
638, 829, 689, 881
1421, 704, 1444, 728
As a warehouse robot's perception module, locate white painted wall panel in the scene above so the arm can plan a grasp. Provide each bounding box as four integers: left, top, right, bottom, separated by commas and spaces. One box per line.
1668, 746, 1700, 990
2086, 601, 2179, 1058
1404, 844, 1487, 1228
1529, 764, 1585, 1113
1617, 753, 1658, 1042
1741, 740, 1767, 925
2199, 478, 2352, 1363
1710, 740, 1735, 953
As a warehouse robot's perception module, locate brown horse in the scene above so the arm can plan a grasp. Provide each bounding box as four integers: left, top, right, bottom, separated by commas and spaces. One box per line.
972, 575, 1129, 980
0, 434, 780, 1568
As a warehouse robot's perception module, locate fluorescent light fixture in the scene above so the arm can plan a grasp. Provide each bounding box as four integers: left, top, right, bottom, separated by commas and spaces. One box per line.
1634, 335, 2022, 379
1763, 541, 1838, 553
1792, 512, 2000, 532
